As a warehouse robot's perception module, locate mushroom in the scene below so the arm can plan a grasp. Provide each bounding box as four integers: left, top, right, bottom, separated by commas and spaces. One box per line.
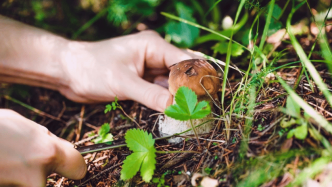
158, 59, 220, 144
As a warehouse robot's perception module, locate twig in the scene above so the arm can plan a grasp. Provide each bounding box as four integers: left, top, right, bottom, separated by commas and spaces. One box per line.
55, 177, 65, 187
3, 95, 66, 124
119, 106, 141, 128
78, 162, 123, 187
74, 134, 98, 146
308, 101, 332, 117
76, 105, 85, 142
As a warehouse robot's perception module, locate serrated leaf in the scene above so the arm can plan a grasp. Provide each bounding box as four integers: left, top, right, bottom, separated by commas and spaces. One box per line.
112, 102, 116, 110
140, 147, 156, 182
105, 104, 112, 113
175, 86, 197, 114
164, 104, 191, 120
164, 86, 211, 121
125, 129, 155, 152
99, 123, 110, 136
121, 129, 156, 182
121, 152, 146, 180
191, 101, 211, 119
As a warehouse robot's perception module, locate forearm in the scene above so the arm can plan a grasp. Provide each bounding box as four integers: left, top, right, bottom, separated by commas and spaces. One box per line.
0, 15, 69, 90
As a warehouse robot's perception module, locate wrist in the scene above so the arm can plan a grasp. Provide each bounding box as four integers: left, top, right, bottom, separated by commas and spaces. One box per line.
0, 16, 71, 90
59, 40, 93, 90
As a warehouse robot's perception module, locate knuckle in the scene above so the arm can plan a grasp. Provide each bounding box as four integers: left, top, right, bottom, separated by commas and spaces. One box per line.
39, 142, 59, 166
138, 30, 160, 37
143, 86, 158, 105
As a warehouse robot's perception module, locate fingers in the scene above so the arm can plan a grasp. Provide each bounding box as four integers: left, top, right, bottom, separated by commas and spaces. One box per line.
123, 76, 172, 112
52, 136, 87, 180
35, 120, 87, 180
137, 31, 193, 68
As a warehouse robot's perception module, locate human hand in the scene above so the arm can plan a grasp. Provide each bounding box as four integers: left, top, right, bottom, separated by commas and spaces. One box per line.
59, 31, 196, 112
0, 109, 86, 186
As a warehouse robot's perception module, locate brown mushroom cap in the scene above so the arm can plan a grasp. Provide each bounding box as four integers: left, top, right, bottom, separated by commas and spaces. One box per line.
168, 59, 220, 97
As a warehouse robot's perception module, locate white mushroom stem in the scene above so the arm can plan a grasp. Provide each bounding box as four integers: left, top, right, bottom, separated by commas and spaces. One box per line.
158, 97, 215, 144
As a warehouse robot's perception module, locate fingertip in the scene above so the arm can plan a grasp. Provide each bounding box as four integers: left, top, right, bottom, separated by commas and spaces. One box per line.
156, 91, 173, 112
53, 138, 87, 180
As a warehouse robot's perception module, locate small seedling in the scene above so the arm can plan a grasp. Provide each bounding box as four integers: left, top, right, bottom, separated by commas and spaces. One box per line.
152, 172, 170, 187
105, 96, 140, 128
280, 97, 309, 140
257, 124, 263, 131
232, 137, 237, 144
93, 123, 113, 145
204, 167, 213, 175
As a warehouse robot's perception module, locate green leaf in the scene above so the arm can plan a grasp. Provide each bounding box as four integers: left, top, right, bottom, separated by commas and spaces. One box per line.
101, 133, 114, 143
280, 118, 298, 128
266, 4, 282, 36
112, 102, 116, 110
121, 129, 156, 182
93, 136, 103, 144
140, 147, 157, 182
175, 86, 197, 114
286, 96, 300, 117
212, 40, 245, 57
105, 104, 112, 113
164, 104, 191, 120
191, 101, 211, 119
164, 86, 211, 121
99, 123, 110, 137
121, 152, 146, 180
164, 2, 199, 47
294, 123, 308, 140
287, 129, 295, 139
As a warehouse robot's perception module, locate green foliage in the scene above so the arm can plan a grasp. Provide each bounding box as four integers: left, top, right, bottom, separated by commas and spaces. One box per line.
212, 40, 245, 57
93, 123, 114, 144
121, 129, 156, 182
204, 167, 213, 174
164, 86, 211, 121
152, 172, 170, 187
241, 0, 260, 10
265, 4, 282, 36
107, 0, 160, 26
280, 97, 308, 140
257, 124, 263, 131
105, 96, 119, 113
164, 2, 200, 47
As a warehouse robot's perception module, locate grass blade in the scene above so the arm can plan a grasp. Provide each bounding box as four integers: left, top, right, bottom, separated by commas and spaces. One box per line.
287, 2, 332, 107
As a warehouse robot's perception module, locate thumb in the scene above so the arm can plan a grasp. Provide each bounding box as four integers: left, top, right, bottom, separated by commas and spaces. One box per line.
124, 78, 172, 112
52, 137, 87, 180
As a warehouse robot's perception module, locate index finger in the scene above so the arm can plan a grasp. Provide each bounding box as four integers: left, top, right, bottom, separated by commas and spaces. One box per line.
136, 31, 195, 68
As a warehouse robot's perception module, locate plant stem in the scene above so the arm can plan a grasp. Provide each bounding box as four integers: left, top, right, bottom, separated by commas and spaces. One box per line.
119, 106, 141, 128
189, 119, 203, 151
155, 150, 200, 154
